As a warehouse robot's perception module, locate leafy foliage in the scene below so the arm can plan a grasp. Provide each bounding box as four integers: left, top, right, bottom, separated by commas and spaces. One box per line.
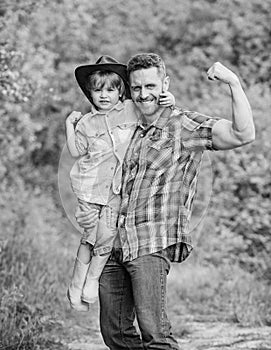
0, 1, 270, 345
206, 87, 271, 277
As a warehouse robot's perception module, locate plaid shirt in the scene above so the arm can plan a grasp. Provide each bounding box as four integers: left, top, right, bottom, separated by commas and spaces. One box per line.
116, 107, 218, 262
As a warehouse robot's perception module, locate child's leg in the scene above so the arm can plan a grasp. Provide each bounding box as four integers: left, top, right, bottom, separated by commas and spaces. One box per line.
82, 204, 119, 304
67, 256, 89, 312
77, 241, 92, 264
92, 193, 120, 256
81, 254, 110, 304
67, 201, 100, 311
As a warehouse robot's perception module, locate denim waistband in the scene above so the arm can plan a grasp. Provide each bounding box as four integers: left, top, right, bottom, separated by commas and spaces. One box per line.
109, 247, 172, 268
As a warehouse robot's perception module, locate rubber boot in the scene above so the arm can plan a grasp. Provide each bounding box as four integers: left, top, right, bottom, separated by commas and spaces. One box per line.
82, 254, 109, 304
67, 257, 89, 311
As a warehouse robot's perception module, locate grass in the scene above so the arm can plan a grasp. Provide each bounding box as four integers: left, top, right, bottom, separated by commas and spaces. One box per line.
168, 257, 271, 326
0, 186, 75, 349
1, 185, 271, 349
0, 243, 63, 349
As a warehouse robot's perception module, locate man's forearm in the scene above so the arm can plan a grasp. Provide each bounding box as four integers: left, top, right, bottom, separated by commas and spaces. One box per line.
230, 80, 255, 143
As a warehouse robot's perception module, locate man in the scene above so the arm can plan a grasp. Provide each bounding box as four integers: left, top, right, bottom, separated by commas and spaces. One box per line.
77, 53, 255, 349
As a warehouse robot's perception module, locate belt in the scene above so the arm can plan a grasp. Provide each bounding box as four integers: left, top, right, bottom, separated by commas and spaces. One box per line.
109, 247, 123, 262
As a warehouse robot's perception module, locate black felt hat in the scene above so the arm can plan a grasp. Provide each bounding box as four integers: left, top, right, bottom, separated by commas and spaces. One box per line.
75, 55, 131, 102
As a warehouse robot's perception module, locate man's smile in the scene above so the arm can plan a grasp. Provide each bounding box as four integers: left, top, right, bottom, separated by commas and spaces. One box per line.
137, 97, 156, 104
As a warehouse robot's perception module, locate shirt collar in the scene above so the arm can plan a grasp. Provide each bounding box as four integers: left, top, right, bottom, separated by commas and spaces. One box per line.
138, 107, 173, 130
89, 100, 124, 116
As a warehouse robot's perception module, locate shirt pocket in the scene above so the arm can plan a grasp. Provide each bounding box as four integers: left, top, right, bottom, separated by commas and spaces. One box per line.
87, 131, 112, 154
114, 123, 135, 146
146, 137, 173, 170
78, 131, 112, 173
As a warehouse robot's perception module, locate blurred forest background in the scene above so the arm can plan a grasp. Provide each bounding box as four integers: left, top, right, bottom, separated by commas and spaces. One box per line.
0, 0, 271, 348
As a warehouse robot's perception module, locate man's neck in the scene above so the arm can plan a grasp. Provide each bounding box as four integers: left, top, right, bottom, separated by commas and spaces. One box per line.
141, 107, 164, 126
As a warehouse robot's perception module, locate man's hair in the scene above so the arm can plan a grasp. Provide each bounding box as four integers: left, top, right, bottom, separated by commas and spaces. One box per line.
127, 53, 166, 79
86, 70, 126, 101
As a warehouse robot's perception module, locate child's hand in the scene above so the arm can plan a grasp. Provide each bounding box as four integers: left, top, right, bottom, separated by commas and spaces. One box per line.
159, 91, 175, 108
66, 111, 82, 124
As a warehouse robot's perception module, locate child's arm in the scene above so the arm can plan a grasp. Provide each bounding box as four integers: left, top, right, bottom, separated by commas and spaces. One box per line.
159, 91, 176, 108
65, 111, 82, 158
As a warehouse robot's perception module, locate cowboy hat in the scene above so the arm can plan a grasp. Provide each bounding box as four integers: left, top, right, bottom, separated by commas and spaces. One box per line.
75, 55, 131, 103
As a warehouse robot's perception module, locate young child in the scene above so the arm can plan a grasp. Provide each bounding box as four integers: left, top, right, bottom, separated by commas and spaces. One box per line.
66, 55, 175, 311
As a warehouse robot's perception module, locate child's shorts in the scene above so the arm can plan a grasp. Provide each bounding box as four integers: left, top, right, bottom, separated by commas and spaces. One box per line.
77, 198, 119, 256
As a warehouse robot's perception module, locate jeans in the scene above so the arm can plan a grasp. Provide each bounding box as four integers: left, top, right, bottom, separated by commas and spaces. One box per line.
99, 251, 180, 349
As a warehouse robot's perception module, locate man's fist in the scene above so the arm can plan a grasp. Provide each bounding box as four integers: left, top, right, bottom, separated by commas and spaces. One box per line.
75, 206, 99, 230
207, 62, 239, 86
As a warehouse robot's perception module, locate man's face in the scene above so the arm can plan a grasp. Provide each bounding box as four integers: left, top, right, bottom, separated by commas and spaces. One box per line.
129, 67, 169, 118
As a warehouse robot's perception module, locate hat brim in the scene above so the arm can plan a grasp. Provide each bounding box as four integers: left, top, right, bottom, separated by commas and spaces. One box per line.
75, 63, 131, 103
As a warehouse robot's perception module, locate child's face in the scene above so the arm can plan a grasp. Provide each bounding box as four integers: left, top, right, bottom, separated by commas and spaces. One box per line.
90, 81, 120, 112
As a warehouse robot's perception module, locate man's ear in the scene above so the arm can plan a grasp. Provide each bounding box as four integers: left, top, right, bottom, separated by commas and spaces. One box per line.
163, 75, 170, 91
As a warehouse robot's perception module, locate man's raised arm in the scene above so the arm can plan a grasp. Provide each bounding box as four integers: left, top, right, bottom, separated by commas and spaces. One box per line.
207, 62, 255, 150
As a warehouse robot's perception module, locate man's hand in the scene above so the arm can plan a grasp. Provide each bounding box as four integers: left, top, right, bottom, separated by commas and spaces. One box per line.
207, 62, 239, 86
75, 207, 99, 230
66, 111, 82, 125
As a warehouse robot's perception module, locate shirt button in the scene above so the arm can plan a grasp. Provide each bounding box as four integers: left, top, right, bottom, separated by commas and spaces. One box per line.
140, 133, 144, 138
111, 167, 114, 170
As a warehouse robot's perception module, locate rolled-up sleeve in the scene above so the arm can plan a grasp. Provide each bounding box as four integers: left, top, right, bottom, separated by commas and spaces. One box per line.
75, 122, 88, 156
182, 111, 219, 151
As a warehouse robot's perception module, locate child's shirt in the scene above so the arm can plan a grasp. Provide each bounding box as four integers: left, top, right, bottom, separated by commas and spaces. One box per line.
70, 100, 139, 205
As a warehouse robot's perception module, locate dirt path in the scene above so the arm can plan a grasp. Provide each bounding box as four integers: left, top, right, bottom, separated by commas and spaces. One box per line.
176, 318, 271, 350
58, 313, 271, 350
